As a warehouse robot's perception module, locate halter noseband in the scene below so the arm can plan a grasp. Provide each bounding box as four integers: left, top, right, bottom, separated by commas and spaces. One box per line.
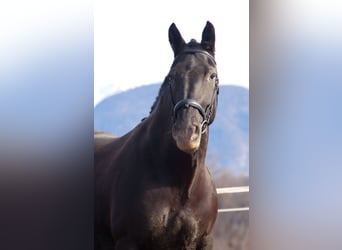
169, 49, 219, 134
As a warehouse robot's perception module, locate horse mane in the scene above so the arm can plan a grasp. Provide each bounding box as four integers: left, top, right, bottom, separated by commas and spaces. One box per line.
148, 80, 169, 115
140, 82, 167, 122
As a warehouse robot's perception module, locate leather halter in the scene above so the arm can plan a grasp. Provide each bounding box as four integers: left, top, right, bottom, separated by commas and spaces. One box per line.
169, 49, 219, 134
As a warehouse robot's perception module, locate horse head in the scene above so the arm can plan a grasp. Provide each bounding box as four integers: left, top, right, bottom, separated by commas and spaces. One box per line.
167, 21, 219, 154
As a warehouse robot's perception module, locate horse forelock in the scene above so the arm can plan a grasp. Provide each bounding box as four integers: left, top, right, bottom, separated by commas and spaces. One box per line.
188, 39, 200, 48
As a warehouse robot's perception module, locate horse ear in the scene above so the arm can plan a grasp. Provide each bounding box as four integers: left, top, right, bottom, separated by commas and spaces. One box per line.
201, 21, 215, 55
169, 23, 186, 57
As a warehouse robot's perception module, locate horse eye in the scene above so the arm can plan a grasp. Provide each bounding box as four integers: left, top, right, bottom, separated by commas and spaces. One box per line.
209, 73, 217, 80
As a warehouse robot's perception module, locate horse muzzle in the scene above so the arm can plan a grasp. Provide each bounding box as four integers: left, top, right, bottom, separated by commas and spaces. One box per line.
172, 106, 203, 154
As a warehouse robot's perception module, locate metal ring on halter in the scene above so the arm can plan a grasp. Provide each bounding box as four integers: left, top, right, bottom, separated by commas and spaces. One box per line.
200, 119, 209, 134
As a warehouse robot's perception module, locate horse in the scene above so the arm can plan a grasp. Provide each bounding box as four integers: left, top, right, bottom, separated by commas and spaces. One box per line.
95, 21, 219, 250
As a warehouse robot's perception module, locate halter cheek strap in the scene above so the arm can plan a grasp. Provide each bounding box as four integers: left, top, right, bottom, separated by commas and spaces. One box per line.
175, 49, 216, 65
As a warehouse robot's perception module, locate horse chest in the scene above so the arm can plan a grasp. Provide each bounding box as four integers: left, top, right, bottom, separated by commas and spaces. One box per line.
145, 198, 207, 248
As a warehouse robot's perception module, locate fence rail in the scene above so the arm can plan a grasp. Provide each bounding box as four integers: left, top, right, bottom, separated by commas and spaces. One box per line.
216, 186, 249, 213
216, 186, 249, 194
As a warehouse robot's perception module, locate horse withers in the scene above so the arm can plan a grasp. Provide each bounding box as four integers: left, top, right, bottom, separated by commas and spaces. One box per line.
95, 21, 219, 250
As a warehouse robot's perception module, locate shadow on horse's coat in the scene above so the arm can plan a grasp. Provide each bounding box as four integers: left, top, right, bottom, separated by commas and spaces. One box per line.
95, 21, 219, 250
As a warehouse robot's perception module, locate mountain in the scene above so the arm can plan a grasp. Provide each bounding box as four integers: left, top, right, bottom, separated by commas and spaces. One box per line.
94, 84, 249, 175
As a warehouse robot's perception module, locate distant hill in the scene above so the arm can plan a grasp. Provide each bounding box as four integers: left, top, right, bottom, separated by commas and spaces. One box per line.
94, 84, 249, 175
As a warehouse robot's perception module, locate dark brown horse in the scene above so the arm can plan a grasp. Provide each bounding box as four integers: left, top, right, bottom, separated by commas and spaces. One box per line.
95, 21, 219, 250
